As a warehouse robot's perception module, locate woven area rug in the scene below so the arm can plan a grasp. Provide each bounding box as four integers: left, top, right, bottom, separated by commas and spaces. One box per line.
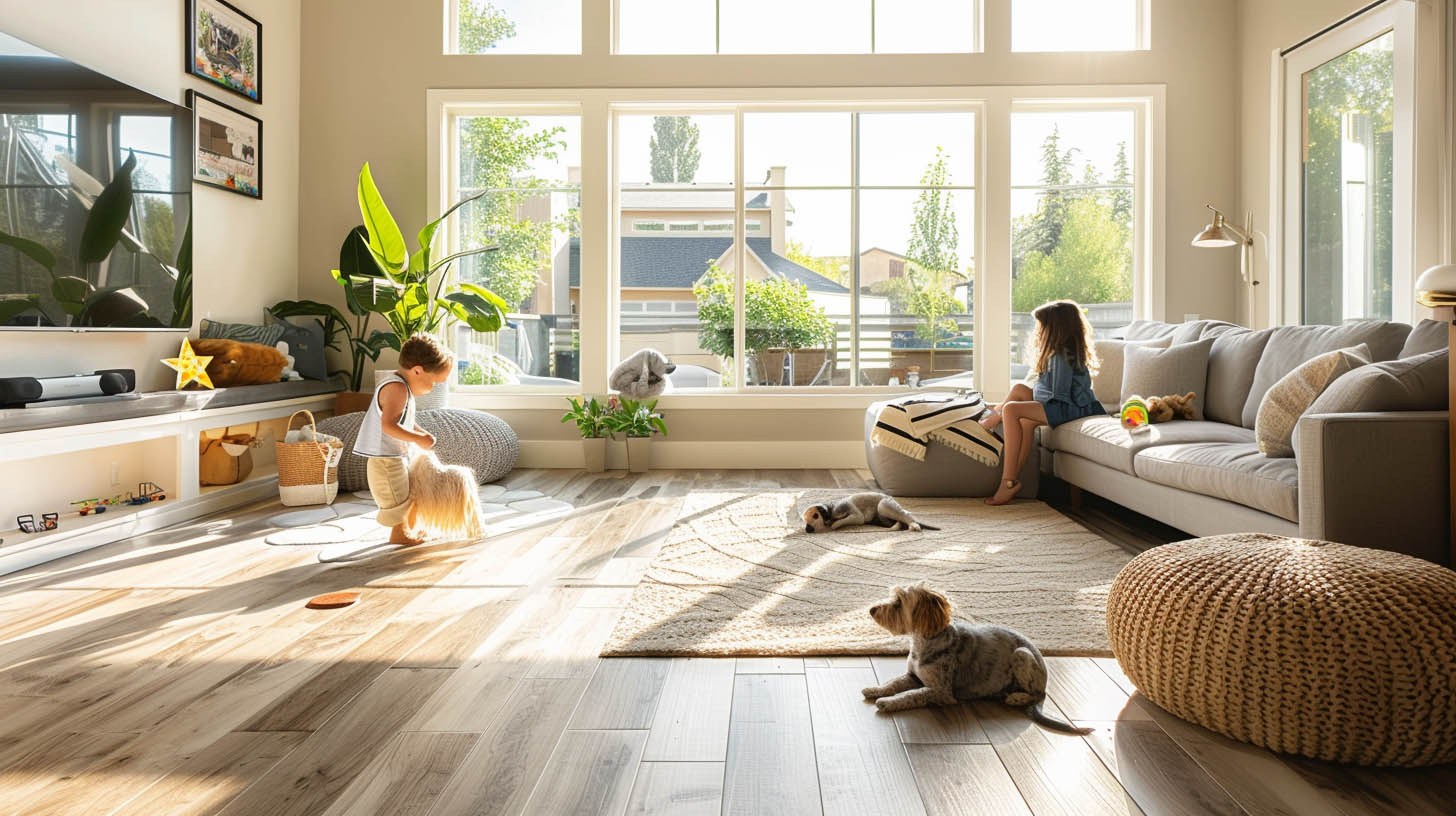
601, 489, 1133, 658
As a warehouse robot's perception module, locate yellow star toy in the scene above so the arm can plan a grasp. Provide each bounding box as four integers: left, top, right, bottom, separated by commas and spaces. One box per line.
162, 338, 214, 390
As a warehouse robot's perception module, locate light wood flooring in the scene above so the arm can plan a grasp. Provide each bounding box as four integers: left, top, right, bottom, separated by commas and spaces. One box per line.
0, 469, 1451, 815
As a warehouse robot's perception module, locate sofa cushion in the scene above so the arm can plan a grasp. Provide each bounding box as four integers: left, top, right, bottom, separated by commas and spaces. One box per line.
1239, 321, 1412, 428
1120, 320, 1178, 341
1043, 414, 1255, 475
1291, 349, 1450, 455
1170, 319, 1238, 345
1135, 442, 1299, 522
1092, 337, 1171, 411
1121, 338, 1214, 420
1203, 327, 1275, 425
1401, 319, 1447, 358
1254, 344, 1370, 457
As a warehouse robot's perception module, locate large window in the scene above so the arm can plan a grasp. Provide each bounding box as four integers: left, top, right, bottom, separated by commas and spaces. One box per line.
613, 106, 977, 390
450, 111, 580, 387
615, 0, 978, 55
1011, 107, 1136, 379
449, 0, 580, 54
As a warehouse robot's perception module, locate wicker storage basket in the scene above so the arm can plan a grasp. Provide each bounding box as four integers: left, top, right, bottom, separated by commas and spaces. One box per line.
275, 410, 344, 506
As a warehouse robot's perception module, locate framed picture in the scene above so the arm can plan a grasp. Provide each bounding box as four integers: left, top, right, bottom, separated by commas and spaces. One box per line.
186, 0, 262, 103
188, 90, 262, 199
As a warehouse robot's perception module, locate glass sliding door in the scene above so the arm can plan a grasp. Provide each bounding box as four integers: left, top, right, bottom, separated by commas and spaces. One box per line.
1282, 2, 1413, 325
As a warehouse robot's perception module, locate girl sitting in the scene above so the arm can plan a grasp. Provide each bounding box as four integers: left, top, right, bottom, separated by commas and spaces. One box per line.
980, 300, 1105, 506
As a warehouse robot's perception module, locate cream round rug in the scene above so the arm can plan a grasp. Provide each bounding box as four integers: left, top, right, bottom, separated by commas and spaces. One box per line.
601, 490, 1133, 658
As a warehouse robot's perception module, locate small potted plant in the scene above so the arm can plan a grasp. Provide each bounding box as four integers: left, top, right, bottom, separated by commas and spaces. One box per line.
605, 397, 667, 473
561, 396, 611, 472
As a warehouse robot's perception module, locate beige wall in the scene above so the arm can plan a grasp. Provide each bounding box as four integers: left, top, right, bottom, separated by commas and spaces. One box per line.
0, 0, 302, 392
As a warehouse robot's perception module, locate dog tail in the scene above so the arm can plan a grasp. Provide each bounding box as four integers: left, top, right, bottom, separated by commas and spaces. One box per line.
917, 523, 941, 531
1027, 702, 1091, 734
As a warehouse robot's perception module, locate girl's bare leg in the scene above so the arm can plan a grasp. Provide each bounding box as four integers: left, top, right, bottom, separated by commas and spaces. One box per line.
986, 400, 1048, 506
980, 384, 1034, 431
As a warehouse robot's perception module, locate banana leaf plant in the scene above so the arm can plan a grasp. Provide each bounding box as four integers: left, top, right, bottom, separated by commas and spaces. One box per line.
345, 162, 507, 344
269, 226, 398, 392
0, 150, 188, 328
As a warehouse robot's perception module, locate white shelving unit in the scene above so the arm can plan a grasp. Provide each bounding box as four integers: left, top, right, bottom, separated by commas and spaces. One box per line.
0, 392, 335, 577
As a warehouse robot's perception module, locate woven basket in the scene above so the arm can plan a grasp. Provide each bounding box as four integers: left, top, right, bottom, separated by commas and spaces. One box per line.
1107, 533, 1456, 766
275, 410, 344, 506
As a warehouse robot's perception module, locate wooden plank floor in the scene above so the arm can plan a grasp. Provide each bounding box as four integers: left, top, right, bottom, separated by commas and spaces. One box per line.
0, 469, 1450, 815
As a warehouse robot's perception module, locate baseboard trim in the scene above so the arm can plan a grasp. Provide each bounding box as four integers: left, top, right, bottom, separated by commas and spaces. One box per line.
516, 439, 868, 470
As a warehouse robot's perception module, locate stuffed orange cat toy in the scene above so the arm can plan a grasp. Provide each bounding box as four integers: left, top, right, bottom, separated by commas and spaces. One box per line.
190, 338, 287, 387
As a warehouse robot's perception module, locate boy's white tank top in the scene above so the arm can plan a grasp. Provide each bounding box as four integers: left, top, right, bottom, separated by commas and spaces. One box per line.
354, 372, 416, 458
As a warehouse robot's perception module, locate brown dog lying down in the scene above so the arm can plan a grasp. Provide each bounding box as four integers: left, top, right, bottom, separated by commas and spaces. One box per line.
861, 582, 1088, 734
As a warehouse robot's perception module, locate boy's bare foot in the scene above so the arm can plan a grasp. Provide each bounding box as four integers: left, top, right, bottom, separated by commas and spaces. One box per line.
979, 410, 1003, 431
984, 479, 1021, 506
388, 525, 425, 546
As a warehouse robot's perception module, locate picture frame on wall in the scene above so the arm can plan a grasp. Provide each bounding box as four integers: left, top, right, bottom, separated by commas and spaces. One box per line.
188, 90, 263, 199
185, 0, 262, 103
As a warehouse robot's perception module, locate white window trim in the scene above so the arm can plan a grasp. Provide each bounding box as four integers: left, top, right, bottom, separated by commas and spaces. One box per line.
427, 85, 1164, 403
1268, 0, 1444, 327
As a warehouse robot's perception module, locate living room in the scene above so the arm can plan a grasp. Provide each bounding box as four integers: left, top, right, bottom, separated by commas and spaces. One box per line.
0, 0, 1452, 813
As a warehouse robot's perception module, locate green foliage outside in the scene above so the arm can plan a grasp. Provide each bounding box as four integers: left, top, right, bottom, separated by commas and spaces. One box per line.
904, 148, 967, 347
694, 263, 834, 382
785, 239, 847, 286
1010, 126, 1134, 313
649, 116, 701, 183
457, 0, 516, 53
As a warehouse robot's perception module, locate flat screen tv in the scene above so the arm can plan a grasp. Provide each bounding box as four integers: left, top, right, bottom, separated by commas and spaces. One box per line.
0, 31, 193, 331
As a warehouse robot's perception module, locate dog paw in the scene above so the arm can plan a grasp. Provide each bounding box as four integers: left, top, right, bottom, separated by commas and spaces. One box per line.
908, 522, 922, 532
875, 698, 894, 711
861, 687, 882, 700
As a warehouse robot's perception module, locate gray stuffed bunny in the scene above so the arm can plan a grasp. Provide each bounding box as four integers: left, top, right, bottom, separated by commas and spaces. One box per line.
610, 348, 677, 398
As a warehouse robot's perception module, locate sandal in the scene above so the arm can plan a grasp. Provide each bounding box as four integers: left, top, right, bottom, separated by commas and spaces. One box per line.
984, 479, 1021, 506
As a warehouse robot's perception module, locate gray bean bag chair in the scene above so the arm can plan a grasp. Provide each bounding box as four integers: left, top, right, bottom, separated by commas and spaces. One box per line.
863, 400, 1038, 498
318, 408, 519, 492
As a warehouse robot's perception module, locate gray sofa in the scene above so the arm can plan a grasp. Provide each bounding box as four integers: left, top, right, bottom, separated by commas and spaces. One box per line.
1040, 318, 1449, 563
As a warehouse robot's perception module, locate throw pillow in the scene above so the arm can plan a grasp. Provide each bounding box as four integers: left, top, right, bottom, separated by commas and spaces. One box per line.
1290, 348, 1448, 454
1400, 319, 1447, 359
266, 312, 328, 381
1092, 336, 1171, 411
1120, 337, 1214, 421
1254, 344, 1370, 457
200, 318, 286, 348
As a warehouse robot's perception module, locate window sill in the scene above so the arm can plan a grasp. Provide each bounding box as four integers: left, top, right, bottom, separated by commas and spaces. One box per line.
450, 387, 954, 411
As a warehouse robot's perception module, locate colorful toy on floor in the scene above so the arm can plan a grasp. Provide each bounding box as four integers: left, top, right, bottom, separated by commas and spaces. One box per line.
1148, 392, 1198, 423
305, 591, 360, 609
1120, 396, 1150, 431
16, 513, 58, 533
124, 482, 168, 505
71, 497, 110, 516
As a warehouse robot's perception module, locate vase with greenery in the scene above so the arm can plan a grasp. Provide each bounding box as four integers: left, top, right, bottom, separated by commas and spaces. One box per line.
561, 396, 612, 472
605, 398, 667, 473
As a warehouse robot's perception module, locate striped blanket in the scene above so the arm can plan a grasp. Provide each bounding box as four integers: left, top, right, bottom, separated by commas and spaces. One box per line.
870, 392, 1004, 467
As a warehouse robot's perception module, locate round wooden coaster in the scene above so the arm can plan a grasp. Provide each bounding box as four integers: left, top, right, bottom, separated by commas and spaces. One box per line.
306, 591, 360, 609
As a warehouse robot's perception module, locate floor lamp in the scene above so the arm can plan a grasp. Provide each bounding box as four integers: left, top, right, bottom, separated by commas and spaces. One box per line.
1415, 263, 1456, 564
1191, 205, 1260, 327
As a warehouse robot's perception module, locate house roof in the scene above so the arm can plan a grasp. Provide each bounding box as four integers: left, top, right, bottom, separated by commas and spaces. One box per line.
568, 236, 846, 294
619, 187, 774, 211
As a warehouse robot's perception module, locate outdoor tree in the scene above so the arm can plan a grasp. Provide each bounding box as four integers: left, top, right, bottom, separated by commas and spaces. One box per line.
1012, 196, 1132, 311
1012, 125, 1078, 273
904, 148, 965, 356
694, 263, 834, 384
649, 116, 701, 184
785, 239, 848, 286
457, 0, 516, 53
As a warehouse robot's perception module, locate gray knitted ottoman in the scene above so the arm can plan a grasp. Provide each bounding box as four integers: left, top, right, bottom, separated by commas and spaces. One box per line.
863, 399, 1038, 498
318, 408, 519, 492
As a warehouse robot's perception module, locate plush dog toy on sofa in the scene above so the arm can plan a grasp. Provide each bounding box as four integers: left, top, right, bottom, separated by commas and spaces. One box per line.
610, 348, 677, 399
1147, 391, 1197, 423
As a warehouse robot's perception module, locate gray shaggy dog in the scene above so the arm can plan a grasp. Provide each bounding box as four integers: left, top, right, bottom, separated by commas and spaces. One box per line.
861, 582, 1088, 734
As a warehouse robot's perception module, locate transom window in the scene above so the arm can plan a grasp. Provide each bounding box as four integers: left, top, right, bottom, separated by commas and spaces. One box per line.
449, 0, 581, 54
1011, 0, 1147, 52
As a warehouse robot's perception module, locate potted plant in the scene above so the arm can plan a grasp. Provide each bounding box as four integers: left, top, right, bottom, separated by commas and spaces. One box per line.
605, 398, 667, 473
561, 396, 612, 472
342, 162, 509, 409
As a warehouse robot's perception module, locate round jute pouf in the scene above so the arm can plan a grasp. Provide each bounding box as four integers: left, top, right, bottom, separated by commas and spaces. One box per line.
1106, 533, 1456, 767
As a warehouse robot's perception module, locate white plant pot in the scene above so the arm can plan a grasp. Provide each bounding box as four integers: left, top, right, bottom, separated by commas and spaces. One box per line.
374, 369, 450, 412
626, 436, 652, 473
582, 437, 607, 473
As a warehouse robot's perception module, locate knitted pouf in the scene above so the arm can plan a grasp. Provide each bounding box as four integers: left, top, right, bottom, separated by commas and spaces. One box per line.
317, 408, 519, 492
1107, 533, 1456, 766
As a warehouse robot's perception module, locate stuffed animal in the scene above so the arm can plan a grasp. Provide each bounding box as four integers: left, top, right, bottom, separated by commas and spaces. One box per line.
191, 338, 287, 387
1120, 396, 1150, 431
1148, 391, 1197, 423
610, 348, 677, 399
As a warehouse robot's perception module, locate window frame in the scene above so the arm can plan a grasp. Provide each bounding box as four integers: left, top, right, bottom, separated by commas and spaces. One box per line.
428, 86, 1164, 404
1009, 0, 1150, 53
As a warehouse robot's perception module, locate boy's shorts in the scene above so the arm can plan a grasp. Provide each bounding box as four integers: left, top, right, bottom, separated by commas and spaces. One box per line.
366, 456, 412, 527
